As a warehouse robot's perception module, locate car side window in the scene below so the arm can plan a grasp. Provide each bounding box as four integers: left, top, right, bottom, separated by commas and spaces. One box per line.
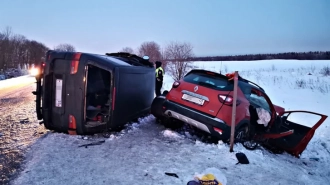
248, 92, 271, 113
238, 82, 252, 99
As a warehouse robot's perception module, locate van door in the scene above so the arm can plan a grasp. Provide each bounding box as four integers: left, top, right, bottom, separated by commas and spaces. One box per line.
50, 59, 71, 130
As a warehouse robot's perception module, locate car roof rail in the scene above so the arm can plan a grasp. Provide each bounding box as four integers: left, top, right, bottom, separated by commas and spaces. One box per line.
239, 77, 265, 92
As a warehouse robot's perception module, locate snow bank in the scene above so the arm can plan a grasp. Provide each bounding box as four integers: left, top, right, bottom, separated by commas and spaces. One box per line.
11, 60, 330, 185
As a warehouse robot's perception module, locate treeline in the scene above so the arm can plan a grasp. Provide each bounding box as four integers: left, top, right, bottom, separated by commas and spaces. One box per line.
191, 51, 330, 61
0, 27, 76, 71
0, 27, 49, 70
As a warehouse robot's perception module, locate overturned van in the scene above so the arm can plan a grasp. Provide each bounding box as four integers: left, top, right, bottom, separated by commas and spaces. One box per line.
33, 51, 155, 135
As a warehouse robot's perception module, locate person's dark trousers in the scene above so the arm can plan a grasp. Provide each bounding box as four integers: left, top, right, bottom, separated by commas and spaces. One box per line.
155, 81, 162, 96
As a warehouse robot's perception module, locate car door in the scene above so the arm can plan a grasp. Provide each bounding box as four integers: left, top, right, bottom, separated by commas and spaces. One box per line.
268, 111, 327, 157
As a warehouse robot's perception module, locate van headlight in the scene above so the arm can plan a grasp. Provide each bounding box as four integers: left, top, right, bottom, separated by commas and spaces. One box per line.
29, 68, 39, 76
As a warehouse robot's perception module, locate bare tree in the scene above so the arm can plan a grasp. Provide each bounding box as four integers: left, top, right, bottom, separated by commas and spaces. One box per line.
164, 41, 194, 81
54, 43, 76, 52
0, 26, 49, 71
120, 47, 134, 54
138, 41, 162, 63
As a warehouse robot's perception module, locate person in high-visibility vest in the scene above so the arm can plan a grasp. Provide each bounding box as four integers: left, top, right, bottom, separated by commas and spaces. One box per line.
155, 61, 164, 96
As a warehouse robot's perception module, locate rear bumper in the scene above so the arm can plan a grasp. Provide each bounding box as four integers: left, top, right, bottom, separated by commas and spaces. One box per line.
162, 100, 231, 140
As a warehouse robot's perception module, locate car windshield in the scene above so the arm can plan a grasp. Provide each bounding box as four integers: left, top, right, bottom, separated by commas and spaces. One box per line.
183, 72, 233, 91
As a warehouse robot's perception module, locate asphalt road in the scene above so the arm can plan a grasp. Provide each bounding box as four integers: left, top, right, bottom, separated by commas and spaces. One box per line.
0, 76, 46, 184
0, 76, 36, 98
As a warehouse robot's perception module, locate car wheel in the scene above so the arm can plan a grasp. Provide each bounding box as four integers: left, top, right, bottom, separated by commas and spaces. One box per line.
236, 126, 258, 150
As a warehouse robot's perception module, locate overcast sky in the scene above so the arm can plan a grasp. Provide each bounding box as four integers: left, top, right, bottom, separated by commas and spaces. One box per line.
0, 0, 329, 56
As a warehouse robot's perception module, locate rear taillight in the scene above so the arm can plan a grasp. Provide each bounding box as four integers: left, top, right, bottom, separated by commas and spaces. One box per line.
218, 94, 240, 106
68, 115, 77, 135
172, 81, 180, 88
41, 62, 45, 74
219, 95, 233, 104
70, 53, 81, 74
69, 115, 77, 130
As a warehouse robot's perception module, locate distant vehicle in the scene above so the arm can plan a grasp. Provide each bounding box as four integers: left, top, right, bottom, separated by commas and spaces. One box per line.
151, 69, 328, 157
33, 50, 155, 135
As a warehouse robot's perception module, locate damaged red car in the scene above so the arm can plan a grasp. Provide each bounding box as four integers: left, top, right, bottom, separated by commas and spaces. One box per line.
151, 69, 328, 158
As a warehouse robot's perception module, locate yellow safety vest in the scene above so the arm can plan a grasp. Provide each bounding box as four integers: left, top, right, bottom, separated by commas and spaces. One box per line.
156, 67, 164, 77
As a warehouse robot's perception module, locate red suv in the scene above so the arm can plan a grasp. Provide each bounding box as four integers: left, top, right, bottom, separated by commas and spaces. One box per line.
151, 69, 327, 157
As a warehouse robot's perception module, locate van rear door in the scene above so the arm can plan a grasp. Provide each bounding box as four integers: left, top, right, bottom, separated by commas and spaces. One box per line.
50, 59, 71, 130
42, 52, 81, 132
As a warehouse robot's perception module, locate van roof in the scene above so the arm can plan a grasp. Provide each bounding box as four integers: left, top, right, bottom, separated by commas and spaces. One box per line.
46, 50, 152, 67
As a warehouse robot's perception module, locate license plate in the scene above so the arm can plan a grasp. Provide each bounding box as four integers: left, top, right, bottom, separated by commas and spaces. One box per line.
55, 79, 63, 107
182, 94, 205, 105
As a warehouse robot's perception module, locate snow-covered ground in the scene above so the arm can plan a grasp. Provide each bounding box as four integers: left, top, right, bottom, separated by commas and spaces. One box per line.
0, 75, 33, 90
10, 60, 330, 185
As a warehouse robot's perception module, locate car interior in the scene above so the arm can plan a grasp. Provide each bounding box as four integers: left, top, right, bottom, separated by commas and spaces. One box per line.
85, 64, 111, 127
247, 89, 272, 134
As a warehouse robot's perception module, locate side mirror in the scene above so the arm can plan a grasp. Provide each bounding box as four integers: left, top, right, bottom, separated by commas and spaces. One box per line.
143, 56, 150, 60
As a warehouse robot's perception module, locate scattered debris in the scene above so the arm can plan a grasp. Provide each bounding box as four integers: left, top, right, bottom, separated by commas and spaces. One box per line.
19, 118, 29, 124
78, 140, 105, 148
192, 167, 227, 185
310, 158, 319, 162
165, 172, 179, 178
235, 152, 249, 164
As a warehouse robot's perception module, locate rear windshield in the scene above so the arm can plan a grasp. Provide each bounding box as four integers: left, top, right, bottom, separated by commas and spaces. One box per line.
183, 72, 233, 91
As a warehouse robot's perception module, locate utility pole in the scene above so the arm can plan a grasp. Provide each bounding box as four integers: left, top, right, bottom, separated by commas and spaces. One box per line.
230, 71, 238, 152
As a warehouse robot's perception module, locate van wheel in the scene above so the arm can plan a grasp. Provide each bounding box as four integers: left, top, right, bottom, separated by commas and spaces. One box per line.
162, 90, 169, 96
236, 126, 258, 150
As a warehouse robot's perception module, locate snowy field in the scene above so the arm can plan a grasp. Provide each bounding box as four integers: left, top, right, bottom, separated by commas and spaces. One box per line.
10, 60, 330, 185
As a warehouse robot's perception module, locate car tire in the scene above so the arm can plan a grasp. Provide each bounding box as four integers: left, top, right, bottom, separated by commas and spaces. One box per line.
235, 125, 258, 150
